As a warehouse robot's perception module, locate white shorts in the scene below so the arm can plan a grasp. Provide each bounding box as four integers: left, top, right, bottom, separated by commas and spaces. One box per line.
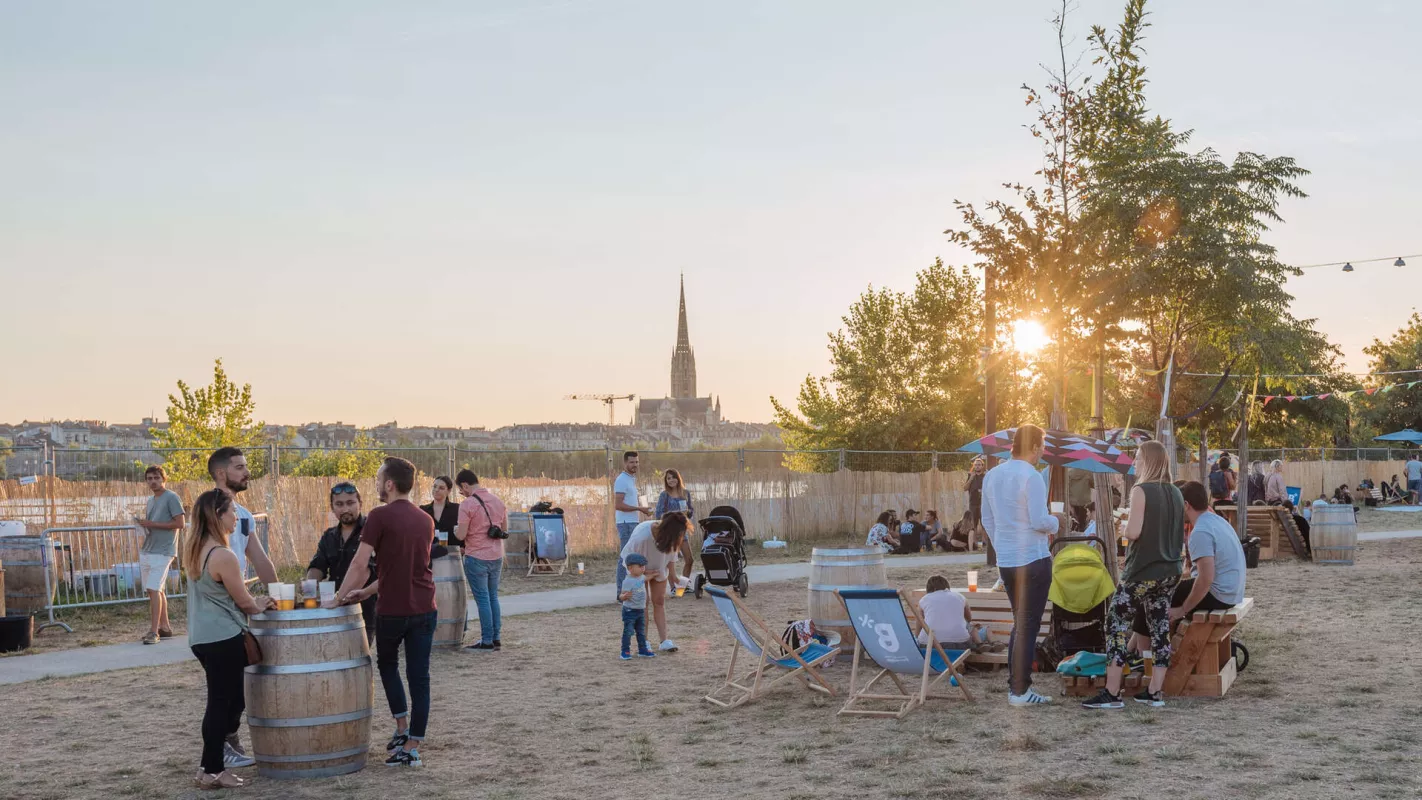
140, 553, 174, 592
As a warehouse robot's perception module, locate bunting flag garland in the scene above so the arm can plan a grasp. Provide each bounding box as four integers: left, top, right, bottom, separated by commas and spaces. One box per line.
1255, 380, 1421, 406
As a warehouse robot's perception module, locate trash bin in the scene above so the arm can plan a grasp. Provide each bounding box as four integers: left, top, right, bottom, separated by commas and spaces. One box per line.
0, 614, 34, 653
1243, 536, 1261, 569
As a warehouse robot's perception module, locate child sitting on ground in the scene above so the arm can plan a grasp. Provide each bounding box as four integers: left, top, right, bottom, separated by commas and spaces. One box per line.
619, 553, 655, 660
916, 575, 992, 652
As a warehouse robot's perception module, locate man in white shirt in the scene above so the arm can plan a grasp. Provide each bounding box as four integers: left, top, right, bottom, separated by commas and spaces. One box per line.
612, 451, 652, 602
208, 447, 278, 585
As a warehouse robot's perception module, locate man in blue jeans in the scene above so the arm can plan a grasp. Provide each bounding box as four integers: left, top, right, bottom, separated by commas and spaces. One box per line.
334, 456, 437, 767
455, 469, 509, 651
613, 451, 653, 601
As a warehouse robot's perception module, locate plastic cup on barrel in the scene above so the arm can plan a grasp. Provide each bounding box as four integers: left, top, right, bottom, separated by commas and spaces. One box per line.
967, 570, 979, 592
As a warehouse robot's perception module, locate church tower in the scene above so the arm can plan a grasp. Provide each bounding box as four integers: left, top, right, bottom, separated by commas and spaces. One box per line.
670, 274, 697, 399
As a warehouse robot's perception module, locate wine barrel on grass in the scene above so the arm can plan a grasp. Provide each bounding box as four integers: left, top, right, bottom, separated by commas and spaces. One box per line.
1310, 505, 1357, 566
0, 537, 58, 615
432, 552, 468, 647
244, 605, 373, 779
808, 547, 888, 647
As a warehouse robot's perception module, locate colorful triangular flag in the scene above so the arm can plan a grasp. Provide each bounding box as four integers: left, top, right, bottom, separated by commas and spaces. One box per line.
1318, 393, 1332, 400
1365, 387, 1378, 396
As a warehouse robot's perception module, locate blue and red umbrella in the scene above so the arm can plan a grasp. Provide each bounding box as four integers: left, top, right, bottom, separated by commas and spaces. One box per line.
958, 428, 1135, 475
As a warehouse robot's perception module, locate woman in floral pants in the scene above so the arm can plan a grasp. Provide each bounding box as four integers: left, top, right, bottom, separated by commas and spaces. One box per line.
1083, 441, 1185, 710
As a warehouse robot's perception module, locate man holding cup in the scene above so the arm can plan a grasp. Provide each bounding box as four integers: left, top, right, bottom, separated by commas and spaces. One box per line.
306, 482, 378, 644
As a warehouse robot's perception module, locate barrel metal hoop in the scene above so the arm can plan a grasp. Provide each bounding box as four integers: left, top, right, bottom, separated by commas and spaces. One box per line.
1, 560, 46, 566
250, 606, 362, 622
247, 708, 373, 728
258, 760, 368, 780
810, 559, 886, 567
811, 548, 885, 556
255, 745, 369, 764
246, 656, 371, 676
808, 583, 889, 592
249, 622, 365, 637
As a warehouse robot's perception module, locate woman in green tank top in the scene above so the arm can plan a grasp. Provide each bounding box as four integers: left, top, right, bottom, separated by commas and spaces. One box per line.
1081, 441, 1184, 710
184, 490, 274, 790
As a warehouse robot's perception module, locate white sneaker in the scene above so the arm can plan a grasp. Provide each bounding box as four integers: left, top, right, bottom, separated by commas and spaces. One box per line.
1008, 688, 1053, 706
223, 742, 256, 768
658, 639, 678, 653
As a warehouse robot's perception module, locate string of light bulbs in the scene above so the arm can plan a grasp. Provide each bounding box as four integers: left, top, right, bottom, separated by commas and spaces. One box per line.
1295, 253, 1416, 272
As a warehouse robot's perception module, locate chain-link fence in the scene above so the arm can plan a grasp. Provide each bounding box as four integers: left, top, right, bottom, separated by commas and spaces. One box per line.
1, 444, 1416, 565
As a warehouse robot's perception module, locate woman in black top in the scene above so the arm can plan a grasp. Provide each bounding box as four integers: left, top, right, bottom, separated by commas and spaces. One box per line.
421, 476, 462, 548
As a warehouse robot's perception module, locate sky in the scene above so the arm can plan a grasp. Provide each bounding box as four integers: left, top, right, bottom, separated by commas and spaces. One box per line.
1, 1, 1418, 429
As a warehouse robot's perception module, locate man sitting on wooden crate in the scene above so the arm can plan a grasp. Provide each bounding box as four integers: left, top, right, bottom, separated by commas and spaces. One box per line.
1131, 482, 1246, 647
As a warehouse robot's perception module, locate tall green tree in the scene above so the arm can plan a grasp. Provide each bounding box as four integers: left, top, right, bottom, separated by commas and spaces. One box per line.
152, 359, 268, 480
1358, 313, 1422, 436
771, 259, 982, 465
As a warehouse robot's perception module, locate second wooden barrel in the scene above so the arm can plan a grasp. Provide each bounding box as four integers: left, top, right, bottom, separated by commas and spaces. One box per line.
1311, 504, 1357, 566
432, 552, 468, 647
245, 605, 373, 779
808, 547, 888, 647
0, 537, 58, 615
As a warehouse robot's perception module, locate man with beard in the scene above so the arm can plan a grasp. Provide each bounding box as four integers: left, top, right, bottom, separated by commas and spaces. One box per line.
331, 457, 437, 767
305, 482, 378, 644
207, 447, 279, 585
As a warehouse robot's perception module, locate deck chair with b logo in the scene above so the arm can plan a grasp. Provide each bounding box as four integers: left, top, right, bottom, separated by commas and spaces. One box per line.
703, 586, 838, 708
836, 588, 974, 718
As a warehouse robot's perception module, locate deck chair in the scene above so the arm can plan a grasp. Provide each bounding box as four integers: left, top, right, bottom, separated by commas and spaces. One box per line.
703, 586, 837, 708
836, 588, 973, 718
527, 513, 569, 576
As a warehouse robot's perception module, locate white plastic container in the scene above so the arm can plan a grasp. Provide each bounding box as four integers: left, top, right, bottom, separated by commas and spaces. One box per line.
761, 537, 787, 550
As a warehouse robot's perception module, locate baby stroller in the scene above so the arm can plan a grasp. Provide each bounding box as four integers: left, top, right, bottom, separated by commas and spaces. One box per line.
1046, 536, 1114, 663
693, 505, 749, 599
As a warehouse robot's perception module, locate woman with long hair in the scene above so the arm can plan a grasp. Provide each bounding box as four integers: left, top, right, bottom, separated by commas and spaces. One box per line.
865, 510, 900, 550
654, 469, 697, 587
420, 475, 462, 548
185, 489, 274, 789
1082, 440, 1185, 710
980, 424, 1065, 706
1265, 460, 1287, 506
619, 511, 691, 653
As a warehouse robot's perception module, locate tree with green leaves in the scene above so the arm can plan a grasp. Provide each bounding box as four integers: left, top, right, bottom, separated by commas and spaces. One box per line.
288, 433, 388, 478
1358, 313, 1422, 436
771, 259, 982, 467
152, 359, 268, 480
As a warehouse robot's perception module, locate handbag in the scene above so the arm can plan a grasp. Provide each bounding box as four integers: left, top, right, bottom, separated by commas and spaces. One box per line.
242, 629, 263, 666
471, 492, 508, 540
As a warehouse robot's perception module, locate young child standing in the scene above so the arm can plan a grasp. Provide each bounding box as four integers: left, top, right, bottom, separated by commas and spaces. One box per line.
917, 574, 985, 651
619, 553, 656, 660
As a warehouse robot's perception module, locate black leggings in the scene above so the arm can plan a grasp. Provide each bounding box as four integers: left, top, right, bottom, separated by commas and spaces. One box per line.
192, 633, 247, 775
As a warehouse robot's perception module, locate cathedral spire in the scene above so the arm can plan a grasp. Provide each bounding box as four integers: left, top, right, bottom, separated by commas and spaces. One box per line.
670, 273, 697, 398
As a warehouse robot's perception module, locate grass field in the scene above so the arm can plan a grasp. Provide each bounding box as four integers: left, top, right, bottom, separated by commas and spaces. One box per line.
3, 536, 1420, 799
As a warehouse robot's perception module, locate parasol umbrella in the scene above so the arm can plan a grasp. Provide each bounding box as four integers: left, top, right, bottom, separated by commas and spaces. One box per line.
1103, 427, 1153, 447
958, 428, 1135, 475
1374, 429, 1422, 445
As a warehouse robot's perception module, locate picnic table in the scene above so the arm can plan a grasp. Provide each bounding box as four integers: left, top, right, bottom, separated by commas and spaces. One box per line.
909, 588, 1051, 669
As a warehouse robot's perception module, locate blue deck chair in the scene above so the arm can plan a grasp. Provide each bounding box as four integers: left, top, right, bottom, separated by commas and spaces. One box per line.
703, 586, 838, 708
836, 588, 974, 718
528, 513, 569, 576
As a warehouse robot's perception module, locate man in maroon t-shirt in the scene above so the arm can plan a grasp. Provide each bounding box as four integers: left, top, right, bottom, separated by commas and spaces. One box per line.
333, 456, 436, 767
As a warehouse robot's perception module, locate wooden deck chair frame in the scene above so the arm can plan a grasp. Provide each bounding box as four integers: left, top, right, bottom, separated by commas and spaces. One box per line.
527, 513, 570, 577
703, 586, 837, 709
836, 588, 974, 719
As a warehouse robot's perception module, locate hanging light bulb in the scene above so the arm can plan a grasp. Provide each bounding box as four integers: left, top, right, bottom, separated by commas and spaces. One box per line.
1396, 257, 1406, 267
1342, 262, 1354, 272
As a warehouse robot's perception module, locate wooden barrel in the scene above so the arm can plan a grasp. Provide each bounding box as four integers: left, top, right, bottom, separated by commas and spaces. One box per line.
245, 605, 373, 779
1311, 505, 1357, 566
0, 537, 58, 615
432, 553, 468, 647
808, 547, 888, 647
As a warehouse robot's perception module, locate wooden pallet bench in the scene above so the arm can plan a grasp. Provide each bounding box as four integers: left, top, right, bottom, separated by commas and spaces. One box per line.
1214, 506, 1306, 561
909, 589, 1052, 668
1062, 598, 1253, 698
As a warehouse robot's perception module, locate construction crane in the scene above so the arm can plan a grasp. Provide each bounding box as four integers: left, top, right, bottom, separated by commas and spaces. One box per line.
565, 394, 636, 427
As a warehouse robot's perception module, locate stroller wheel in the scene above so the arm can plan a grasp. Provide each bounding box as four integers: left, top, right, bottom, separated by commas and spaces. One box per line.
736, 573, 749, 597
693, 575, 704, 600
1231, 640, 1249, 673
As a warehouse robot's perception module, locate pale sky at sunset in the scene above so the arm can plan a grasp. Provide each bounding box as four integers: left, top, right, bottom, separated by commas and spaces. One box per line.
2, 1, 1418, 429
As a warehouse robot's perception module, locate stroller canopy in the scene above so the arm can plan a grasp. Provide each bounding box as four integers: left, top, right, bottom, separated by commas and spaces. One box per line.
1048, 544, 1115, 615
703, 505, 746, 534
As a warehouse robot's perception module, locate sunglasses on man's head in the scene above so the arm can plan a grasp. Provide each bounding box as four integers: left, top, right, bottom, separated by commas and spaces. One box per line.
331, 483, 358, 495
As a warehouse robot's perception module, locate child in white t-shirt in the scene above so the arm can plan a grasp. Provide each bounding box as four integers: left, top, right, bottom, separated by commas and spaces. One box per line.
916, 574, 984, 652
